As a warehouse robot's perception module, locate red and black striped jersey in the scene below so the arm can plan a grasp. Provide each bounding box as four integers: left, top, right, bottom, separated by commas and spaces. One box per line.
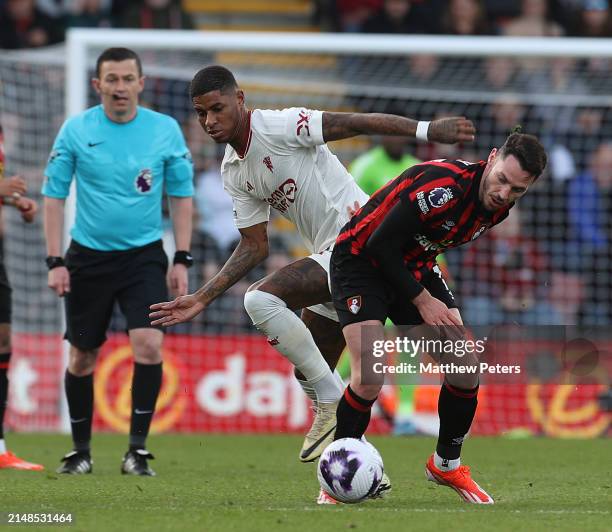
336, 158, 511, 286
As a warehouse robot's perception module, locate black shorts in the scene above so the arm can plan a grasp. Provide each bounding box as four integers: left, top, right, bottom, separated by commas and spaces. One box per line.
330, 244, 456, 329
0, 262, 11, 324
64, 239, 168, 350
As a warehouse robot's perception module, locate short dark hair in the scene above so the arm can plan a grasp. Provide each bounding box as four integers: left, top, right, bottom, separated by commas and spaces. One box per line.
96, 48, 142, 78
498, 132, 547, 180
190, 65, 237, 100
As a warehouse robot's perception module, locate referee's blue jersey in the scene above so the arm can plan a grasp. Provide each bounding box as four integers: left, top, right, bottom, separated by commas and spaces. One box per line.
43, 105, 194, 251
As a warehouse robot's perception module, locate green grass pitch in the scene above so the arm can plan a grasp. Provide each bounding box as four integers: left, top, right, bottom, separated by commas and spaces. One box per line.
1, 434, 609, 532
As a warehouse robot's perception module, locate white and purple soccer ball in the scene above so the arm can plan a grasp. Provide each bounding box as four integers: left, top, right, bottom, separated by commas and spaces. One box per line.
317, 438, 384, 503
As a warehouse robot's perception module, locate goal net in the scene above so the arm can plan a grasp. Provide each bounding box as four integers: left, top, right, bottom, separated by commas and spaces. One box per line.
0, 30, 609, 437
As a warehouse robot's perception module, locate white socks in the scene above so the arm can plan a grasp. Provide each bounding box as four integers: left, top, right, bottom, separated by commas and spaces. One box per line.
434, 451, 460, 471
0, 439, 6, 454
244, 290, 344, 403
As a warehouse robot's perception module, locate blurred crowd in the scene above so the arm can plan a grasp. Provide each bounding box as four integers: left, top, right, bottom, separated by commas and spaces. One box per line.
316, 0, 612, 37
0, 0, 610, 50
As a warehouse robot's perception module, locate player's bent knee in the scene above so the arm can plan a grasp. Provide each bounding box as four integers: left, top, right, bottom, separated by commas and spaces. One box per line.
243, 289, 286, 325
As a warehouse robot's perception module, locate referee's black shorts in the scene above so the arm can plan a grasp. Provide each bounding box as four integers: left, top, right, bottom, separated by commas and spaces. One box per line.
64, 239, 168, 350
330, 243, 456, 329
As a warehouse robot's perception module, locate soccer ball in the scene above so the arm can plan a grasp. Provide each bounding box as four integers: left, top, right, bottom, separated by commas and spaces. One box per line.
317, 438, 384, 503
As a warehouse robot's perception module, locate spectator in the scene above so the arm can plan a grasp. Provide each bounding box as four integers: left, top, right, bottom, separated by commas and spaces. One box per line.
477, 96, 527, 154
461, 208, 562, 325
439, 0, 490, 35
503, 0, 564, 36
316, 0, 382, 32
361, 0, 435, 34
525, 57, 590, 136
482, 56, 520, 91
0, 0, 65, 49
194, 161, 240, 269
574, 0, 612, 36
64, 0, 112, 28
566, 142, 612, 322
118, 0, 193, 30
349, 110, 421, 195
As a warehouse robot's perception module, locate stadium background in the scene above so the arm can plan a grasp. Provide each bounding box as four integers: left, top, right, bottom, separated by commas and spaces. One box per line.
0, 0, 609, 441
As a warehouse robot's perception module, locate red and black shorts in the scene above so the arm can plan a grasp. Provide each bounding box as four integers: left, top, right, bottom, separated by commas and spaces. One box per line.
330, 243, 456, 329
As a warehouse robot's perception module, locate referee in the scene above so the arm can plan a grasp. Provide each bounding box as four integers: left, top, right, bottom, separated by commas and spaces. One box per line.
43, 48, 194, 476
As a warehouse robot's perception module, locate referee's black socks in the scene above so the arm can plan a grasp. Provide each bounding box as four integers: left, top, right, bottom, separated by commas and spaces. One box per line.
65, 370, 94, 453
436, 381, 479, 461
335, 385, 377, 440
129, 362, 162, 451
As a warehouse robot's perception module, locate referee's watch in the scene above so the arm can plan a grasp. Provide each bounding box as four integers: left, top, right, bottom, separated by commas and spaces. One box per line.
45, 256, 65, 270
173, 250, 194, 268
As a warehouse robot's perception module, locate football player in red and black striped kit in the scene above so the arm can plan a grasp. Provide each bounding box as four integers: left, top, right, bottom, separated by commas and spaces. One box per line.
330, 132, 547, 504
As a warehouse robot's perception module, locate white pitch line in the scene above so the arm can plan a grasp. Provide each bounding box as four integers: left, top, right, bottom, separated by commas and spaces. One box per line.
266, 507, 610, 515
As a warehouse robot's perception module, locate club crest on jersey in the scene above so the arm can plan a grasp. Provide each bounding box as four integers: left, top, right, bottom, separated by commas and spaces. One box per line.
263, 156, 273, 173
428, 187, 453, 208
347, 296, 362, 315
135, 169, 153, 193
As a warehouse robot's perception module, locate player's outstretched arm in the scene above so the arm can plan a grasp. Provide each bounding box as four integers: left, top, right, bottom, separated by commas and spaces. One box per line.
322, 113, 475, 144
150, 222, 269, 327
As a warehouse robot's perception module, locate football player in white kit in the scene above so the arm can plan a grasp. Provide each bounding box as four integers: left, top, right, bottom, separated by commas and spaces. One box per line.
150, 66, 475, 467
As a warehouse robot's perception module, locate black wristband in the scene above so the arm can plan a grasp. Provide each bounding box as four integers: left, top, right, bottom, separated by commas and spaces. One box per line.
45, 256, 65, 270
173, 250, 193, 268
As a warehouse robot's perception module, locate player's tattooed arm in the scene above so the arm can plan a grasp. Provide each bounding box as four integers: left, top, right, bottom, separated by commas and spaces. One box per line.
322, 113, 475, 144
194, 222, 269, 305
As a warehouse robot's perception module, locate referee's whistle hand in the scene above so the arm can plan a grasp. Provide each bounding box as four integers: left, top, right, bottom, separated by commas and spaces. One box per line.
47, 267, 70, 297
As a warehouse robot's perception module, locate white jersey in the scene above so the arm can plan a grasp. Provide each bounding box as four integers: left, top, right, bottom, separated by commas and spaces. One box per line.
221, 108, 369, 254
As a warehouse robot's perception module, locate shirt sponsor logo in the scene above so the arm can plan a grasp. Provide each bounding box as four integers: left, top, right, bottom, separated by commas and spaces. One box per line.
135, 168, 153, 193
347, 296, 361, 315
266, 178, 296, 213
471, 225, 487, 240
414, 233, 453, 251
428, 187, 453, 208
416, 190, 429, 214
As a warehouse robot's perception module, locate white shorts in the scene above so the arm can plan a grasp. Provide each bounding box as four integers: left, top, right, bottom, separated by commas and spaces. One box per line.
305, 249, 338, 322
